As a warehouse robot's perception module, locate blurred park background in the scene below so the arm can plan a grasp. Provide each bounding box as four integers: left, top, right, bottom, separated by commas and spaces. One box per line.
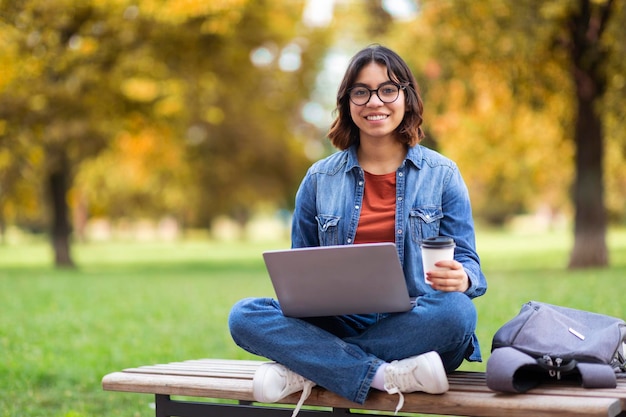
1, 0, 626, 416
0, 0, 624, 269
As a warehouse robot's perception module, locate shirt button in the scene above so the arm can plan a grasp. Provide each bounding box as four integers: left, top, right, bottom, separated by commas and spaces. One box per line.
398, 172, 403, 177
347, 238, 352, 243
398, 197, 403, 201
355, 205, 360, 210
397, 229, 403, 235
359, 181, 363, 186
425, 215, 430, 219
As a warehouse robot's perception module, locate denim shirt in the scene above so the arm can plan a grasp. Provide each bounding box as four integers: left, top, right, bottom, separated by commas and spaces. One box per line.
292, 144, 487, 300
291, 144, 487, 361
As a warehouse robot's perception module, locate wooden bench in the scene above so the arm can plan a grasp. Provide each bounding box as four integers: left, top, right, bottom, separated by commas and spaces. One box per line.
102, 358, 626, 417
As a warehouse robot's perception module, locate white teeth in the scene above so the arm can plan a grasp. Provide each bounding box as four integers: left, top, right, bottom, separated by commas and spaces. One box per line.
367, 114, 388, 121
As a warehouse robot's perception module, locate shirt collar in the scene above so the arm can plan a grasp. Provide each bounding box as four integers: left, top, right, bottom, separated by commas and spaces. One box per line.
345, 145, 361, 172
345, 143, 423, 172
405, 144, 423, 169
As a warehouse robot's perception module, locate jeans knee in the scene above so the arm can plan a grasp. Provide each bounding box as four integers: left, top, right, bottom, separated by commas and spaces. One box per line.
228, 297, 258, 342
450, 293, 476, 333
423, 292, 477, 334
228, 297, 280, 345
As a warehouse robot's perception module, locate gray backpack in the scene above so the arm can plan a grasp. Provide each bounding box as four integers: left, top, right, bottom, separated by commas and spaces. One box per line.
486, 301, 626, 393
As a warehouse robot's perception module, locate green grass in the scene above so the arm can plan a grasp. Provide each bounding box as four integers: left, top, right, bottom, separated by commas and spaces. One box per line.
1, 228, 626, 417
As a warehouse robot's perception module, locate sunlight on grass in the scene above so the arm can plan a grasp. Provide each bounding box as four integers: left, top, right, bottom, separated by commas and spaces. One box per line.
1, 228, 625, 416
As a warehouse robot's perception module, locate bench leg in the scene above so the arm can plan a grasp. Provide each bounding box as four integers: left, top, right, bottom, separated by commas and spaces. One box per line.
156, 395, 221, 417
155, 395, 352, 417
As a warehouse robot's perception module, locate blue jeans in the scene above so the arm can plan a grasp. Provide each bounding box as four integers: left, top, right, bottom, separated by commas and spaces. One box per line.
228, 291, 478, 404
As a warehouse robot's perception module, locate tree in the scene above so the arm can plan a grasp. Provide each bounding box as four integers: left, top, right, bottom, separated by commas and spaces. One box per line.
74, 0, 331, 231
387, 0, 625, 268
0, 0, 251, 266
0, 1, 125, 265
0, 0, 332, 265
181, 1, 331, 229
566, 0, 616, 268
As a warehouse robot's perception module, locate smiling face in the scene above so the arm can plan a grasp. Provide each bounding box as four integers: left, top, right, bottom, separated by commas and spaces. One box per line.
328, 45, 424, 150
349, 62, 406, 144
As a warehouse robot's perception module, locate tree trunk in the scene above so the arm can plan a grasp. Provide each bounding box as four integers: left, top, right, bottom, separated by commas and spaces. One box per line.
567, 0, 611, 269
0, 214, 5, 245
48, 164, 75, 268
568, 81, 608, 268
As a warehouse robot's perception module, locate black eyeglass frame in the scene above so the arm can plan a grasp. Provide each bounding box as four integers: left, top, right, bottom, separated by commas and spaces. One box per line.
347, 82, 406, 106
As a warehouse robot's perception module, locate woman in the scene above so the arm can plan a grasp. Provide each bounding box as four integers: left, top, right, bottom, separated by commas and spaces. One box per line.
229, 45, 487, 415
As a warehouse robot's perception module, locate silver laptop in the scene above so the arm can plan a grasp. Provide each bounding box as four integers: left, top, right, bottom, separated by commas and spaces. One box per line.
262, 242, 413, 317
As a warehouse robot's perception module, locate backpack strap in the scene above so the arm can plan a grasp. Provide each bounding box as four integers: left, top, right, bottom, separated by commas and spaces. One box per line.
487, 347, 618, 393
486, 347, 543, 393
577, 363, 617, 388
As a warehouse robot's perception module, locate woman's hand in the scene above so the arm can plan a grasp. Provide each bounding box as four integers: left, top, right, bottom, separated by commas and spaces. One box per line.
425, 260, 469, 292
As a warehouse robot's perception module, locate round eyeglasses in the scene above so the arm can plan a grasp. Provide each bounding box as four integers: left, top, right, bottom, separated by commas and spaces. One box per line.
348, 82, 404, 106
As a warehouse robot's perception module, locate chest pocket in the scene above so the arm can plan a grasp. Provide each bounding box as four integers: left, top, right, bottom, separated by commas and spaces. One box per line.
409, 207, 443, 243
316, 214, 340, 246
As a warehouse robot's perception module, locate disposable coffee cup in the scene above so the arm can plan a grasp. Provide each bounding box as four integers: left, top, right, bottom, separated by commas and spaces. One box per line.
421, 236, 456, 285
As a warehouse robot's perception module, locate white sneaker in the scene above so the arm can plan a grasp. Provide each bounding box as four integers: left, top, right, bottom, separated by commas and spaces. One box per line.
253, 362, 316, 417
383, 351, 449, 414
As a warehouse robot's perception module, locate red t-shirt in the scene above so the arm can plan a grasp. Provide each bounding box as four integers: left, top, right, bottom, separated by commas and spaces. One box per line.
354, 171, 396, 244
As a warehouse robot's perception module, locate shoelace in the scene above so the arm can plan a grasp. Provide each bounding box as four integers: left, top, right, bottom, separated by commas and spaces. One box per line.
384, 361, 419, 414
383, 382, 405, 415
290, 380, 315, 417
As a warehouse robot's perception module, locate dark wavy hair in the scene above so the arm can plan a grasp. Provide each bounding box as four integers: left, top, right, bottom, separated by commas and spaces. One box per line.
328, 45, 424, 150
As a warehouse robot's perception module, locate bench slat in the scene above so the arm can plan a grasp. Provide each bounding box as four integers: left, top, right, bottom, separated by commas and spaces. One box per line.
125, 365, 257, 379
309, 389, 622, 417
103, 372, 257, 400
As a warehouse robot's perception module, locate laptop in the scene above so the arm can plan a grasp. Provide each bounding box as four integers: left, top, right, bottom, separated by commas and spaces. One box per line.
262, 242, 414, 317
